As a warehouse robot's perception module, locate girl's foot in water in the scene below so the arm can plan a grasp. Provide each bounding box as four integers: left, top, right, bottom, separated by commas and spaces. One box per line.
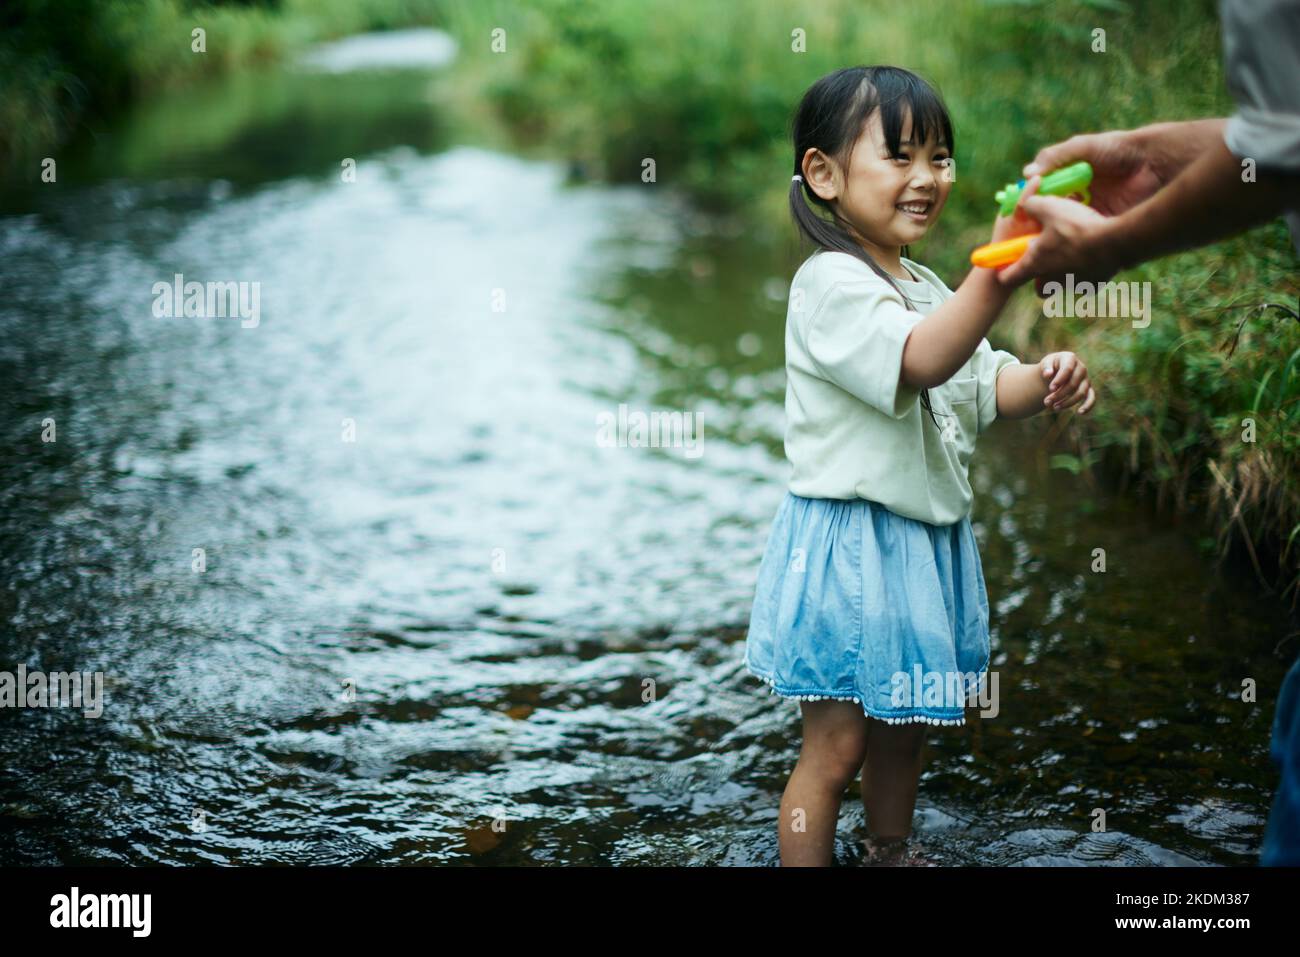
862, 834, 938, 866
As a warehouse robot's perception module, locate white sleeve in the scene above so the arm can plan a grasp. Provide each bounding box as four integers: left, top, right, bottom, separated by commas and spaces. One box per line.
970, 338, 1021, 433
804, 280, 922, 418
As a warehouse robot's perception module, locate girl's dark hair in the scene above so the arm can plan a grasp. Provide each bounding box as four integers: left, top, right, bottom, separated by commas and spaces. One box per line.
790, 65, 954, 429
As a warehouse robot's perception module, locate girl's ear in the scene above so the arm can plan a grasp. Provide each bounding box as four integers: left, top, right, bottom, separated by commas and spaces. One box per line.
805, 150, 839, 201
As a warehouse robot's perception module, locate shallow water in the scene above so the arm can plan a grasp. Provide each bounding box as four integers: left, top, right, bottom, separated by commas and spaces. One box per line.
0, 30, 1292, 866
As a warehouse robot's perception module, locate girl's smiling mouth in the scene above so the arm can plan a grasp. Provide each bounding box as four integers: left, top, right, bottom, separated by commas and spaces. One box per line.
896, 200, 932, 221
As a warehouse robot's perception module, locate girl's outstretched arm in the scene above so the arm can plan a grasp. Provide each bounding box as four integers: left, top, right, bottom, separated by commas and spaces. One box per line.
898, 267, 1015, 389
899, 180, 1042, 390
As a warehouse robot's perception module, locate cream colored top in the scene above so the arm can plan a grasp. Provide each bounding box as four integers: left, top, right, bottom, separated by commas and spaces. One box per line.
783, 249, 1020, 525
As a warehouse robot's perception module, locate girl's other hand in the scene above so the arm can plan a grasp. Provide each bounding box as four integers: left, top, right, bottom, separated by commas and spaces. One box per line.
990, 174, 1042, 244
1039, 351, 1096, 414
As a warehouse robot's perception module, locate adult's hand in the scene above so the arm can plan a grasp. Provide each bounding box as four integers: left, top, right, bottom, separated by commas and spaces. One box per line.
1023, 130, 1166, 217
999, 130, 1158, 293
1004, 121, 1230, 293
994, 192, 1117, 290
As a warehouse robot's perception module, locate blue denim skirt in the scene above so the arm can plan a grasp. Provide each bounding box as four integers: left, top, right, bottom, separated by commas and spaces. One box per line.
743, 492, 991, 726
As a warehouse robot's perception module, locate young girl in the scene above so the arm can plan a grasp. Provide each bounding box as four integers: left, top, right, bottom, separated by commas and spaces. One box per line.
743, 65, 1097, 867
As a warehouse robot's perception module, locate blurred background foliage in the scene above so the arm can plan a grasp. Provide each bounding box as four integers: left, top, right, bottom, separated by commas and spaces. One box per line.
0, 0, 443, 168
3, 0, 1298, 597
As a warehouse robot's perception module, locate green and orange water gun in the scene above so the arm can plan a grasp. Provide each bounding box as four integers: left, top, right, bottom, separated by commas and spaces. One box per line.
970, 161, 1093, 268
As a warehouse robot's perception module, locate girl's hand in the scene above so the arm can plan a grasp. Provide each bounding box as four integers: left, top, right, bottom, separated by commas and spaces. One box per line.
990, 174, 1043, 244
1039, 351, 1096, 414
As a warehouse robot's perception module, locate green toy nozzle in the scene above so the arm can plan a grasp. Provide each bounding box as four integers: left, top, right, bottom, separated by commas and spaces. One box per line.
995, 161, 1093, 216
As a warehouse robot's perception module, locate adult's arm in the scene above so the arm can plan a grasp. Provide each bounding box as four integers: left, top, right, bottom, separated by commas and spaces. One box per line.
996, 138, 1300, 287
1100, 136, 1300, 274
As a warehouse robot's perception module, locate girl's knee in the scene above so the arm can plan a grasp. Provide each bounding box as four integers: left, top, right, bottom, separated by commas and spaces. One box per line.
800, 708, 869, 782
799, 747, 866, 789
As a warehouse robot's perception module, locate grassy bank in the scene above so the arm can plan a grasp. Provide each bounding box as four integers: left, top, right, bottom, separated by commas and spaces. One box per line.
0, 0, 441, 174
431, 0, 1300, 600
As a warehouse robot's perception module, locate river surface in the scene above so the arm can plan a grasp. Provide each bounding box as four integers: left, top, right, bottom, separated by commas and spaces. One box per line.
0, 30, 1293, 866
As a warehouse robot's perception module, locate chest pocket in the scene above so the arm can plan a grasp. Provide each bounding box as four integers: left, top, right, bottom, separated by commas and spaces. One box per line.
935, 374, 979, 463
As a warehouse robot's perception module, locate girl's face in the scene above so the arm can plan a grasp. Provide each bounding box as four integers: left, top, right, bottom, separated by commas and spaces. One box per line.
818, 108, 952, 256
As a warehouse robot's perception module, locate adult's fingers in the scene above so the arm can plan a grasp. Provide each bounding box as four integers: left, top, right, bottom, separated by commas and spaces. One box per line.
994, 194, 1081, 286
1024, 133, 1094, 177
1016, 192, 1062, 220
1015, 173, 1042, 212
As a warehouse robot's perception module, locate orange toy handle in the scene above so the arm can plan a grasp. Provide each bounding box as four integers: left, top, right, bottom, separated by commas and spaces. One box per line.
970, 234, 1036, 269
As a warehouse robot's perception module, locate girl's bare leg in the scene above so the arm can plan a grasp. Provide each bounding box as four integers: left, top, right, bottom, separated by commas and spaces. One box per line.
778, 700, 869, 866
859, 719, 927, 863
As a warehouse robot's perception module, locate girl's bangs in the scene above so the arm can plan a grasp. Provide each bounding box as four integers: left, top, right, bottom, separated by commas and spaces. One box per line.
877, 85, 952, 156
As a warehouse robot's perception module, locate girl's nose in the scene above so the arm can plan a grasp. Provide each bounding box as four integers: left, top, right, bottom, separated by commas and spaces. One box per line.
911, 167, 937, 191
